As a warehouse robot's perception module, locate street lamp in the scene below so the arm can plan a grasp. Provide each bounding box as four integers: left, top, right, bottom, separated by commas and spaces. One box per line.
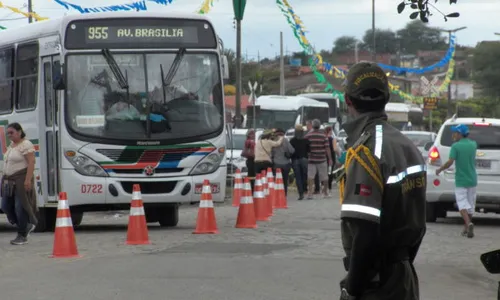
439, 26, 467, 118
371, 0, 376, 61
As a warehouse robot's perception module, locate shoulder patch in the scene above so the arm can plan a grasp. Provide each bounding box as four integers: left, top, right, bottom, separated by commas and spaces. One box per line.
354, 184, 372, 196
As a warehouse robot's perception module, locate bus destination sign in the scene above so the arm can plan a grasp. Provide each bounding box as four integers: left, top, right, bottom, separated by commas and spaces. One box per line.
65, 18, 217, 50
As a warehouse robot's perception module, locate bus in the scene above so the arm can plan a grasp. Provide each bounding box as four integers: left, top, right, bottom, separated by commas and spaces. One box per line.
244, 95, 329, 130
385, 102, 424, 130
298, 93, 348, 133
0, 12, 230, 231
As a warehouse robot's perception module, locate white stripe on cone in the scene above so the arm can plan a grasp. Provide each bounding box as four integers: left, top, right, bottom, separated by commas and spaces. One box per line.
200, 200, 214, 208
130, 206, 145, 216
132, 191, 141, 200
56, 217, 73, 228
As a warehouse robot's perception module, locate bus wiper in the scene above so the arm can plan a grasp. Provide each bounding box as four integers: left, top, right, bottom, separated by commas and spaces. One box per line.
162, 48, 186, 88
101, 49, 130, 102
160, 64, 167, 105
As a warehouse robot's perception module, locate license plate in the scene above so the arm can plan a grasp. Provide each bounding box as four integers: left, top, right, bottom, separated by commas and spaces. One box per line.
194, 183, 220, 194
476, 159, 492, 169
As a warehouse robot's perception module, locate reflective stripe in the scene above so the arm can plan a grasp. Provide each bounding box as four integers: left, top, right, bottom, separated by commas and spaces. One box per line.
386, 164, 427, 184
56, 217, 73, 227
202, 185, 211, 193
58, 199, 69, 210
268, 182, 274, 189
254, 191, 265, 198
130, 206, 145, 216
200, 200, 214, 208
234, 183, 243, 188
132, 191, 141, 200
374, 125, 383, 159
341, 204, 381, 217
275, 183, 284, 189
240, 196, 253, 204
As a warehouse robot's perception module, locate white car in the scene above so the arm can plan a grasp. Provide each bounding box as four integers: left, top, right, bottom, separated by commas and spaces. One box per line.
226, 129, 248, 178
401, 130, 437, 159
425, 116, 500, 222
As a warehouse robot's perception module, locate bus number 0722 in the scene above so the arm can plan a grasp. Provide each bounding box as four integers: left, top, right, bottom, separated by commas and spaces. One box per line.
81, 184, 103, 194
87, 27, 109, 40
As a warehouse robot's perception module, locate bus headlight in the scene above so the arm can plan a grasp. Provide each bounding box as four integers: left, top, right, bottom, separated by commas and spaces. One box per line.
190, 152, 223, 176
64, 151, 108, 177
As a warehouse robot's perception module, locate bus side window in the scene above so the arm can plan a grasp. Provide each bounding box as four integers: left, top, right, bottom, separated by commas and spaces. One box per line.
52, 60, 64, 90
0, 47, 14, 114
15, 42, 39, 110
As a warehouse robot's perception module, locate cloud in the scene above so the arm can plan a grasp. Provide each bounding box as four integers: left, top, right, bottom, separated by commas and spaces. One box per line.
0, 0, 498, 59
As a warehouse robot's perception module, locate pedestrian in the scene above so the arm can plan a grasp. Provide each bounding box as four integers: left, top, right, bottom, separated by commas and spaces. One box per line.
305, 120, 321, 194
254, 129, 284, 175
338, 62, 426, 300
271, 128, 295, 196
1, 122, 38, 245
435, 124, 477, 238
325, 126, 341, 191
290, 124, 310, 200
241, 129, 256, 190
305, 119, 332, 199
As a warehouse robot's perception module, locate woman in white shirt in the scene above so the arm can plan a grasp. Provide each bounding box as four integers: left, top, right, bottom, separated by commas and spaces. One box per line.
1, 123, 38, 245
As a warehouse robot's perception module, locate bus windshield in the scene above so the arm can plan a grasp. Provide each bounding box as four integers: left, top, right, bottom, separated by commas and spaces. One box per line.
253, 110, 297, 130
65, 52, 223, 142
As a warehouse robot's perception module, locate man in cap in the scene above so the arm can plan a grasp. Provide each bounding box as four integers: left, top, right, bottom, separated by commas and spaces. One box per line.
338, 62, 426, 300
436, 124, 477, 238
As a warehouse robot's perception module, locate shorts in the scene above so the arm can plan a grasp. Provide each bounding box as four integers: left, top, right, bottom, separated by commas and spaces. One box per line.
308, 162, 328, 182
454, 187, 477, 214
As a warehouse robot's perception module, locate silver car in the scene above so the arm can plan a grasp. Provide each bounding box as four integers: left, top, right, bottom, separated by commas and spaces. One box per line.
425, 116, 500, 222
402, 130, 437, 159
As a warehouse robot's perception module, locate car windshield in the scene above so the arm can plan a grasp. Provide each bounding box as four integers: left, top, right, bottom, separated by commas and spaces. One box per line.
65, 52, 223, 141
440, 124, 500, 149
403, 133, 434, 147
227, 134, 246, 150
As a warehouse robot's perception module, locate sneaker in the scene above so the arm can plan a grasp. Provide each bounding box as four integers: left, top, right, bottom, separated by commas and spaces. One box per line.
461, 229, 467, 237
467, 223, 475, 238
26, 223, 36, 236
10, 235, 27, 245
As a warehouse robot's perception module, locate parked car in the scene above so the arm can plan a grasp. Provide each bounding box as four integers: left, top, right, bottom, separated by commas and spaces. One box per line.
425, 116, 500, 222
401, 130, 437, 159
226, 129, 248, 178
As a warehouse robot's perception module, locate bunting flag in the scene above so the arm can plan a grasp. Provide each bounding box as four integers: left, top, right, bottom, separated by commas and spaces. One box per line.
53, 0, 174, 13
197, 0, 217, 14
0, 1, 48, 21
0, 25, 6, 30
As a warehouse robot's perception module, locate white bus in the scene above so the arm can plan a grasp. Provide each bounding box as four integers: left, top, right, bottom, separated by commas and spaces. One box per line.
385, 102, 424, 130
244, 95, 329, 130
0, 12, 230, 231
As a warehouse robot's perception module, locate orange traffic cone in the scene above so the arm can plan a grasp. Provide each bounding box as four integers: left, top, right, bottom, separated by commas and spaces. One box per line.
235, 178, 257, 229
51, 192, 79, 258
261, 170, 273, 217
253, 174, 270, 221
232, 169, 243, 207
126, 184, 150, 245
266, 168, 277, 208
193, 180, 219, 234
275, 168, 288, 209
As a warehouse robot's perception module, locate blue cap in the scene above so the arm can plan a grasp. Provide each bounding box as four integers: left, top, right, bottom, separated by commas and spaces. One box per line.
451, 124, 469, 136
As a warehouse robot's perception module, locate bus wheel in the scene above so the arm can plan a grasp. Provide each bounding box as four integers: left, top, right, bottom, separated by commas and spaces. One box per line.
71, 211, 84, 227
34, 207, 57, 232
158, 205, 179, 227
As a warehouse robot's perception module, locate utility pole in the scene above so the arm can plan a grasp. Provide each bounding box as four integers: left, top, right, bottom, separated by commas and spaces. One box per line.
232, 0, 247, 128
439, 26, 467, 118
279, 31, 285, 95
371, 0, 376, 61
28, 0, 33, 23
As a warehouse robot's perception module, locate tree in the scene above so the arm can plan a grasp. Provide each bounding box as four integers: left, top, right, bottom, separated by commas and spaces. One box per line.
332, 36, 359, 54
396, 0, 460, 23
473, 41, 500, 98
396, 20, 447, 54
362, 29, 399, 54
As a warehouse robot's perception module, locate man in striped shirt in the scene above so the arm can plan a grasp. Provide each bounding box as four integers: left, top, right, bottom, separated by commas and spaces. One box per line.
305, 119, 332, 198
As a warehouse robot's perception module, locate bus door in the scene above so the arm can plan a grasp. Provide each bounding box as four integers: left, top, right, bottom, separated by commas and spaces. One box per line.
40, 55, 61, 204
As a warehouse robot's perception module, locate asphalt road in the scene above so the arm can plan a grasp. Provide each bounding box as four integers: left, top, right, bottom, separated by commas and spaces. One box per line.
0, 189, 498, 300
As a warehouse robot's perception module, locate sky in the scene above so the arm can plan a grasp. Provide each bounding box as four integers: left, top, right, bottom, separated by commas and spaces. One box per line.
1, 0, 499, 59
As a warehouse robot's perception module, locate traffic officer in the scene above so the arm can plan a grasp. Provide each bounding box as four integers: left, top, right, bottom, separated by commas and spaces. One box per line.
338, 62, 427, 300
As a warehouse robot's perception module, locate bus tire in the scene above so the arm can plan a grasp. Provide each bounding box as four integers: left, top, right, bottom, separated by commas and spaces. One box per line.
34, 207, 57, 232
158, 205, 179, 227
71, 211, 84, 227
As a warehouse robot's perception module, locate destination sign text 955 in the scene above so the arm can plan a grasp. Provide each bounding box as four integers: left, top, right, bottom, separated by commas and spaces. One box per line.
84, 26, 198, 44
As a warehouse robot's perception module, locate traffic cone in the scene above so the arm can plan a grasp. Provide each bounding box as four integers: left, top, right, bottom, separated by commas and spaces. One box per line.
253, 174, 270, 221
261, 170, 273, 217
193, 180, 219, 234
235, 178, 257, 229
126, 184, 150, 245
232, 169, 243, 207
266, 168, 277, 209
51, 192, 79, 258
275, 168, 288, 209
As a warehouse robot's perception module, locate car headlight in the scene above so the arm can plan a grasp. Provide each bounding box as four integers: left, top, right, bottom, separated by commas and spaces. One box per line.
190, 150, 224, 175
64, 150, 108, 177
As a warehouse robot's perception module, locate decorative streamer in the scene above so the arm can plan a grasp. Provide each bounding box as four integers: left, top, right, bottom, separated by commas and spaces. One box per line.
53, 0, 173, 14
0, 2, 48, 21
197, 0, 217, 14
0, 25, 6, 30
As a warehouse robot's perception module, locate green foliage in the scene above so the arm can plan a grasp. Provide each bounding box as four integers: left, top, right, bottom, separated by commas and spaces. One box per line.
473, 42, 500, 98
332, 36, 359, 53
397, 0, 460, 23
362, 29, 399, 54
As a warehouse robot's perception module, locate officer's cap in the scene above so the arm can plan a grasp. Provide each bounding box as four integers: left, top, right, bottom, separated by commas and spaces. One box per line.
451, 124, 469, 136
343, 61, 390, 102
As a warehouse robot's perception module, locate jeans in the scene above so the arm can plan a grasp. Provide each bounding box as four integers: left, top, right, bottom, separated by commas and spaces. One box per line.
273, 163, 292, 196
2, 193, 29, 236
292, 158, 308, 197
246, 157, 255, 191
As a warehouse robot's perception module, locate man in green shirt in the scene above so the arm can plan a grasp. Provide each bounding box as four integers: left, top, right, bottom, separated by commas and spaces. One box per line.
436, 124, 477, 238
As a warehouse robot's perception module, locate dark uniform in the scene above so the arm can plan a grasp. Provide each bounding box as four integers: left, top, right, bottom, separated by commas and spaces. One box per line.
338, 62, 427, 300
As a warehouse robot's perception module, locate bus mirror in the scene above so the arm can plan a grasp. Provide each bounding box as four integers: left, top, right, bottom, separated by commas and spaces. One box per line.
52, 61, 65, 90
221, 55, 229, 80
